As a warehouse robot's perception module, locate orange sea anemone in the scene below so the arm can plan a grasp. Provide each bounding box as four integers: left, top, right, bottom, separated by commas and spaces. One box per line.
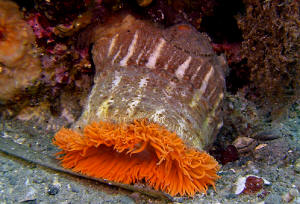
53, 119, 220, 197
54, 14, 226, 197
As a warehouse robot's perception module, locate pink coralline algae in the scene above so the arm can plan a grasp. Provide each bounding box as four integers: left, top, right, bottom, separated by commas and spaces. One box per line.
27, 13, 54, 43
26, 8, 93, 94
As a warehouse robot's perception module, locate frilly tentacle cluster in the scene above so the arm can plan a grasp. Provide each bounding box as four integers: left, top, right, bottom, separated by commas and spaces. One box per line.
53, 119, 220, 196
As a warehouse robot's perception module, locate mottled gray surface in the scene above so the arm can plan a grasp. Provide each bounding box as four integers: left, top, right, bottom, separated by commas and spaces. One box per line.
0, 152, 137, 204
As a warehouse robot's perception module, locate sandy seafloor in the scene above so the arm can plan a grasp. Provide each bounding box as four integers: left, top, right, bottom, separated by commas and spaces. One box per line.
0, 102, 299, 204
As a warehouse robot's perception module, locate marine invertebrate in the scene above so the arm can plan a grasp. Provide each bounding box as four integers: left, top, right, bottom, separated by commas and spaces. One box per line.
0, 0, 41, 102
53, 14, 227, 196
54, 119, 219, 196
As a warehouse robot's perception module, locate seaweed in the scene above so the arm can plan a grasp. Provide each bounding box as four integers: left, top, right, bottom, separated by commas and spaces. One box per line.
237, 0, 300, 120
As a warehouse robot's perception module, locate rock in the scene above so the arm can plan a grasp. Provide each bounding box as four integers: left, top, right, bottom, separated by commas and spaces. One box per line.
48, 184, 60, 195
264, 194, 282, 204
70, 184, 80, 193
282, 189, 299, 203
254, 138, 290, 166
19, 187, 37, 203
225, 193, 237, 199
252, 129, 282, 140
8, 176, 17, 185
233, 136, 256, 153
32, 176, 48, 184
294, 158, 300, 173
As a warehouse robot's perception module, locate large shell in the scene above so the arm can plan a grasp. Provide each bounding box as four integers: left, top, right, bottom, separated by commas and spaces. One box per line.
74, 14, 227, 149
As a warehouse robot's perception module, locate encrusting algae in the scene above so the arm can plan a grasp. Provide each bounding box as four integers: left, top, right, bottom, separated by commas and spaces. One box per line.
0, 0, 41, 102
53, 14, 227, 196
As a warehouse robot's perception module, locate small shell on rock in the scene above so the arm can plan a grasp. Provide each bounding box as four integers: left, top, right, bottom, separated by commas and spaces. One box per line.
233, 136, 256, 153
255, 143, 268, 151
234, 175, 271, 195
